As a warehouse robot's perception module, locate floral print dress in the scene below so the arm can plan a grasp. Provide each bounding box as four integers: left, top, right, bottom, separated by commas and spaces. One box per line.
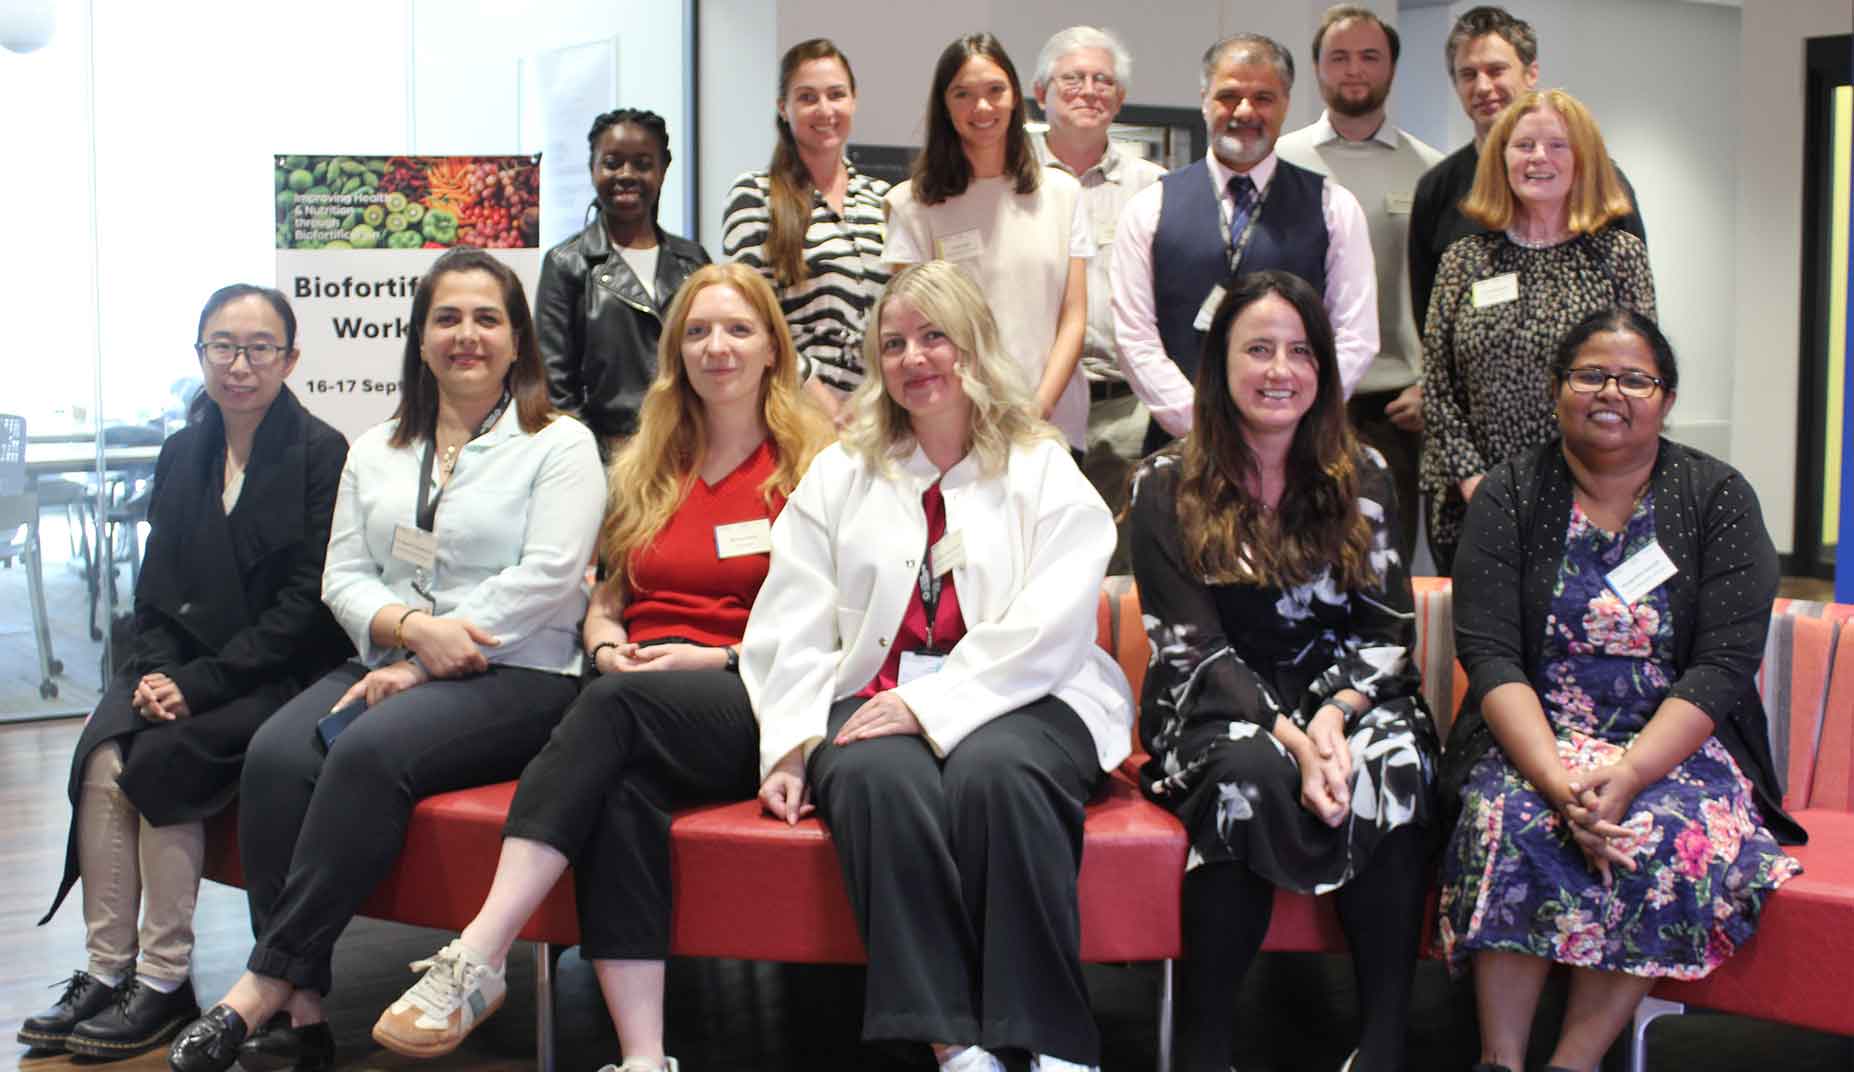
1438, 495, 1801, 978
1127, 451, 1438, 895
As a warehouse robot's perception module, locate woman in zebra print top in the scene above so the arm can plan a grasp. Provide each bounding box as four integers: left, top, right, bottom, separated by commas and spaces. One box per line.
721, 38, 889, 423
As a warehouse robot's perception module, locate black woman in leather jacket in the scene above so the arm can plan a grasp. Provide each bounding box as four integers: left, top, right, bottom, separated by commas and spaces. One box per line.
536, 108, 710, 452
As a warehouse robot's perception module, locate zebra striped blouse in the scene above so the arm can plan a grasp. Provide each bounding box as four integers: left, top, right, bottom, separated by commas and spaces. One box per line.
720, 164, 890, 396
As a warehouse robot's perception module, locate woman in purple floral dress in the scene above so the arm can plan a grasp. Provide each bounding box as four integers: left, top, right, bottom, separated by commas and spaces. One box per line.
1437, 308, 1804, 1072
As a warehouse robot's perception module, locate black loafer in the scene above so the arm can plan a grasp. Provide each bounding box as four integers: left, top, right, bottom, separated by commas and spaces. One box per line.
237, 1012, 336, 1072
68, 975, 201, 1058
168, 1004, 250, 1072
16, 970, 120, 1049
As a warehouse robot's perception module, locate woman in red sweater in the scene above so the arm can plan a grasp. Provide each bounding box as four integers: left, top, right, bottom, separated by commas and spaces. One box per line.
365, 263, 829, 1072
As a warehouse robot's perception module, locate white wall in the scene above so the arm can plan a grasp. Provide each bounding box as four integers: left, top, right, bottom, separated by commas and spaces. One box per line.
410, 0, 692, 241
697, 0, 779, 255
1734, 0, 1849, 554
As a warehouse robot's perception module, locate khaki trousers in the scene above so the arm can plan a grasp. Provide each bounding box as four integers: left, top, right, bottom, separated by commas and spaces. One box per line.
78, 741, 204, 984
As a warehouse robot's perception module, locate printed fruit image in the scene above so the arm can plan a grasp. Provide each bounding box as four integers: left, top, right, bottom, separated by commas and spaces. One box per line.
288, 169, 313, 193
349, 224, 380, 249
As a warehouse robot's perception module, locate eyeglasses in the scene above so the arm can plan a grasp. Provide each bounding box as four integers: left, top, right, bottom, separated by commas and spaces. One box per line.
1562, 368, 1666, 398
196, 340, 287, 369
1054, 71, 1118, 92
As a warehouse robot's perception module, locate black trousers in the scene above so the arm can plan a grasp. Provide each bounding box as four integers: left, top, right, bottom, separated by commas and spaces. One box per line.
238, 661, 577, 994
810, 694, 1105, 1063
1347, 388, 1421, 566
1176, 827, 1428, 1072
503, 669, 760, 959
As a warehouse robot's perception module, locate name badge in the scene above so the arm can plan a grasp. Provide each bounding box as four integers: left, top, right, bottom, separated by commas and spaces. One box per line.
1605, 540, 1678, 606
935, 228, 983, 262
1385, 192, 1414, 215
898, 650, 948, 685
714, 518, 773, 559
391, 524, 438, 571
1192, 284, 1227, 332
930, 529, 965, 577
1471, 273, 1519, 309
1093, 215, 1118, 248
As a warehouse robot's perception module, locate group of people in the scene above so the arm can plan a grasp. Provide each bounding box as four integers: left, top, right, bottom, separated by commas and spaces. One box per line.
19, 8, 1807, 1072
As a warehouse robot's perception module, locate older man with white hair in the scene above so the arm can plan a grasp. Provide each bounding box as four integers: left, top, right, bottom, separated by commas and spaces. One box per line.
1029, 26, 1165, 532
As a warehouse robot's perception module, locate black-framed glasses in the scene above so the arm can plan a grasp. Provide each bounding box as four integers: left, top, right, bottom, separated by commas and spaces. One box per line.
1054, 71, 1118, 92
196, 340, 287, 369
1562, 368, 1666, 398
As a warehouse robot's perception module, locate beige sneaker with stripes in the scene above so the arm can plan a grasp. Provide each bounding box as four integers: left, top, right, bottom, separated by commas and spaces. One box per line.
371, 939, 506, 1058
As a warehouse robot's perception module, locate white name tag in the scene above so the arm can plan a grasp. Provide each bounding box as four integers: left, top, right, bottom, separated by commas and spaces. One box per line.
935, 228, 983, 262
391, 524, 438, 571
714, 518, 773, 559
898, 650, 947, 685
930, 529, 965, 577
1605, 540, 1678, 606
1471, 272, 1519, 308
1385, 192, 1414, 215
1093, 215, 1118, 247
1192, 284, 1227, 332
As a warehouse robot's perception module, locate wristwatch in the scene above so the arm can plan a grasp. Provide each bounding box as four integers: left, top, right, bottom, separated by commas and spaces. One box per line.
724, 646, 740, 674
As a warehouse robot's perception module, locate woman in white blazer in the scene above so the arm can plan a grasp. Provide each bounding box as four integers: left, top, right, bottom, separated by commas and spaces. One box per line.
743, 260, 1132, 1072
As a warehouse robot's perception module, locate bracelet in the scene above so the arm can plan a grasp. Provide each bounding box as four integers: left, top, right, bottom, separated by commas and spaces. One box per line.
589, 641, 620, 670
1321, 695, 1361, 722
394, 607, 425, 649
724, 646, 740, 674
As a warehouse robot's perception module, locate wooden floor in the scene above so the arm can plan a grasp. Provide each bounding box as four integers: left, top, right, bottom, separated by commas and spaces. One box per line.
2, 720, 1850, 1071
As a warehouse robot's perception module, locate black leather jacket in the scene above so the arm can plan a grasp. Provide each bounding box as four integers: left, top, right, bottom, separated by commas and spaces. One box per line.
535, 218, 710, 444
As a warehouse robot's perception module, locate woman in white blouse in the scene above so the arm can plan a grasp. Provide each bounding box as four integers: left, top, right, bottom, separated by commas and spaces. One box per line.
882, 32, 1092, 457
746, 260, 1132, 1072
168, 249, 605, 1072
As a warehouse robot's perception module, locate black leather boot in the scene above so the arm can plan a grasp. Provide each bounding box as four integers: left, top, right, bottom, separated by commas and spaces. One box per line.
68, 975, 201, 1058
237, 1012, 337, 1072
168, 1004, 251, 1072
16, 971, 121, 1049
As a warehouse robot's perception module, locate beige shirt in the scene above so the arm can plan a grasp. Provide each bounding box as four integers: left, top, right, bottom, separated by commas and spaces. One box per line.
1277, 111, 1444, 395
1032, 131, 1166, 385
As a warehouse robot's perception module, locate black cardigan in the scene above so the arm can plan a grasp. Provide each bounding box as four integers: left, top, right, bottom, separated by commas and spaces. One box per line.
1440, 438, 1806, 845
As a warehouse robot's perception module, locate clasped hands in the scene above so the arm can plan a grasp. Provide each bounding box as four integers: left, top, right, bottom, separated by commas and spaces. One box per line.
1294, 704, 1352, 828
334, 613, 499, 711
758, 690, 924, 827
1555, 758, 1645, 884
131, 672, 191, 721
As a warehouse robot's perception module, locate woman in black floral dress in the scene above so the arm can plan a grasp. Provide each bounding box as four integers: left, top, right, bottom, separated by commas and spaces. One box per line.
1420, 89, 1655, 573
1127, 271, 1437, 1072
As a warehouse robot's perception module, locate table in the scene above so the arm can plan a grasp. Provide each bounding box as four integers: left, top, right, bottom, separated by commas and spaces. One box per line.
24, 442, 162, 478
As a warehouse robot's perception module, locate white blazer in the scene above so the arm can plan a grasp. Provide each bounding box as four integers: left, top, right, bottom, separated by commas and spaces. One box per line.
743, 435, 1134, 781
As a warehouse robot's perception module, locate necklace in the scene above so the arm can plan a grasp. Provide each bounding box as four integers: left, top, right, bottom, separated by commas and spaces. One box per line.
1504, 226, 1573, 250
437, 440, 461, 483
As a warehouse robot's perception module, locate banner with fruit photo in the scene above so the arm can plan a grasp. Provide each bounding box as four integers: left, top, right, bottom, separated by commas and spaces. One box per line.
274, 153, 542, 441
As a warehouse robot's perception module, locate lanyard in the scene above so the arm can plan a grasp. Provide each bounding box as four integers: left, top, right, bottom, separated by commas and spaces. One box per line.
1214, 166, 1274, 275
916, 532, 943, 651
415, 392, 511, 532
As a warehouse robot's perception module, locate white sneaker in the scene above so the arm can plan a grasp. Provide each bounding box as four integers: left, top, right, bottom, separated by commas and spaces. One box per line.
596, 1060, 679, 1072
940, 1046, 1005, 1072
371, 939, 507, 1058
1033, 1055, 1100, 1072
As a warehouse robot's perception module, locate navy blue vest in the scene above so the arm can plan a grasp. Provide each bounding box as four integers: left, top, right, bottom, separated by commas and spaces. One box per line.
1153, 157, 1329, 383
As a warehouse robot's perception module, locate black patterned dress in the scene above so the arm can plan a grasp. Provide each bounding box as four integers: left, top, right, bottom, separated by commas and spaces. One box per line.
1419, 228, 1656, 569
1126, 450, 1439, 893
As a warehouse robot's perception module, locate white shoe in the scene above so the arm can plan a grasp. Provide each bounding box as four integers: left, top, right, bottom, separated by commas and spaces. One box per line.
595, 1060, 679, 1072
1033, 1054, 1100, 1072
940, 1046, 1005, 1072
371, 939, 507, 1058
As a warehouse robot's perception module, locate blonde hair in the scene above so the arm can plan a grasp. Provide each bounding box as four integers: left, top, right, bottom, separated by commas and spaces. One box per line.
838, 260, 1061, 476
1461, 89, 1634, 234
598, 264, 831, 594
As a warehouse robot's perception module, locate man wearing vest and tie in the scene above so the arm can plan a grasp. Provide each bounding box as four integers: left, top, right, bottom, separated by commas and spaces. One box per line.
1111, 32, 1378, 452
